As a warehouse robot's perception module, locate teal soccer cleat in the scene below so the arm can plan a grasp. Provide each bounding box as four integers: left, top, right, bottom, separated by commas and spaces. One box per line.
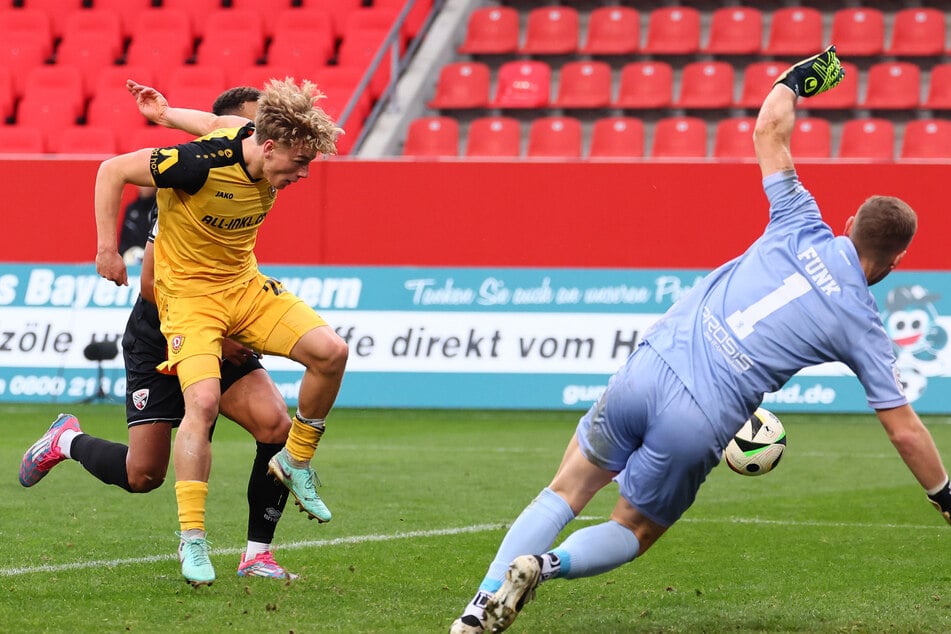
177, 532, 215, 587
268, 449, 332, 522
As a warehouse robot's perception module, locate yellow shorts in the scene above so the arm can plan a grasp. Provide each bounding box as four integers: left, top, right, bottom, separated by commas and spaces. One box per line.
155, 272, 328, 389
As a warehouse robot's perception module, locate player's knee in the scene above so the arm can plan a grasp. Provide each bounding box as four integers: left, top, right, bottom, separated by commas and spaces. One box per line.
316, 335, 348, 375
127, 470, 165, 493
254, 407, 293, 444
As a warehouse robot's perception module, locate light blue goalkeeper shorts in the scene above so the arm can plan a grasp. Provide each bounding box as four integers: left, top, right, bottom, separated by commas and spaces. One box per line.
576, 344, 722, 527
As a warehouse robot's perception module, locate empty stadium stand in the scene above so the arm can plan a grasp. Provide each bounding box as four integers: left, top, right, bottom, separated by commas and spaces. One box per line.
1, 1, 951, 162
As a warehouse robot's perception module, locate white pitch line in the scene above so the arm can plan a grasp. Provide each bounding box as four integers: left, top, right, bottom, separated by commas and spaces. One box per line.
1, 516, 944, 578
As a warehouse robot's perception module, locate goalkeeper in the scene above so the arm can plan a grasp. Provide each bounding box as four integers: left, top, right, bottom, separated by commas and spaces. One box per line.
450, 46, 951, 634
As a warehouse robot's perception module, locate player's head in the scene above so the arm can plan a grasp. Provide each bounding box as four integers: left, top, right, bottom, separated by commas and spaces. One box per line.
253, 78, 341, 189
212, 86, 262, 119
255, 78, 340, 155
848, 195, 917, 285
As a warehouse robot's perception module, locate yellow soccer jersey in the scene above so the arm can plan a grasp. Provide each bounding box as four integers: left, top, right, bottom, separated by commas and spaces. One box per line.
150, 123, 276, 297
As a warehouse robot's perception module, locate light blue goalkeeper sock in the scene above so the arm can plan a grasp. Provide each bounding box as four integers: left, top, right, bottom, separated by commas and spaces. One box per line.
478, 487, 574, 593
550, 520, 640, 579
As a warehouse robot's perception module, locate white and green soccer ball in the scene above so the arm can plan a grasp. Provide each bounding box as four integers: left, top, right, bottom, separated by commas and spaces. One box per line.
724, 407, 786, 476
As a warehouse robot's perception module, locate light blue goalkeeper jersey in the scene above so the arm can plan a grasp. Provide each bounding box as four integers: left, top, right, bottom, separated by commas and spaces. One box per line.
643, 170, 907, 445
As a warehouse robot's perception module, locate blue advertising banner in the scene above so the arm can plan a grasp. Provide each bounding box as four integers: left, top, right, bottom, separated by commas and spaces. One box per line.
0, 264, 949, 413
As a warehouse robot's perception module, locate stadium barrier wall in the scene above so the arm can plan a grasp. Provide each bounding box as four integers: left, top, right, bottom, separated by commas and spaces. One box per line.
3, 159, 949, 270
2, 159, 949, 411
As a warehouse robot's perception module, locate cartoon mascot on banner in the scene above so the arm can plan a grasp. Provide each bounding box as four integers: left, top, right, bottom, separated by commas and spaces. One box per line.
882, 285, 948, 401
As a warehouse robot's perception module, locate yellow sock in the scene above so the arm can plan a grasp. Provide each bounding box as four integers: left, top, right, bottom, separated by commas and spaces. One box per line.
284, 416, 325, 463
175, 480, 209, 532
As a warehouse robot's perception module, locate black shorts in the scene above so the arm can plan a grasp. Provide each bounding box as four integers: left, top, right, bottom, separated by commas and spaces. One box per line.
122, 296, 263, 427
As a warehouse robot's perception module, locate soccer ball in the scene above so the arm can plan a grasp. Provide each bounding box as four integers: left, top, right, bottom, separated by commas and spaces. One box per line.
724, 408, 786, 476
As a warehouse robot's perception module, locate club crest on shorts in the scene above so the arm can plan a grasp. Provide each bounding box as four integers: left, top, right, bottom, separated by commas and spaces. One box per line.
170, 334, 185, 354
132, 388, 149, 411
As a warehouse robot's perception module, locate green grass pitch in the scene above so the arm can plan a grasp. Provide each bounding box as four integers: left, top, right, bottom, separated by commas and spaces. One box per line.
3, 403, 951, 633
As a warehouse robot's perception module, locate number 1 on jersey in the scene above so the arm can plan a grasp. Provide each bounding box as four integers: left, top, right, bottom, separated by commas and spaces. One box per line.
726, 273, 811, 340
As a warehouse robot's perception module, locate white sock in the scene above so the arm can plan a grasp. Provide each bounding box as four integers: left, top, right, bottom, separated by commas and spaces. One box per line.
180, 529, 205, 541
245, 541, 270, 559
462, 590, 493, 620
57, 429, 80, 459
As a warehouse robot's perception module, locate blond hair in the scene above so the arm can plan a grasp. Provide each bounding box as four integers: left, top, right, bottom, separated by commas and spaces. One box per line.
254, 78, 341, 156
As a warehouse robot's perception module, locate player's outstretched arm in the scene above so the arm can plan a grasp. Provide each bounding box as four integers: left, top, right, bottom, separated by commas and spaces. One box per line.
876, 404, 951, 524
753, 85, 796, 179
754, 46, 845, 179
126, 80, 249, 136
95, 149, 155, 287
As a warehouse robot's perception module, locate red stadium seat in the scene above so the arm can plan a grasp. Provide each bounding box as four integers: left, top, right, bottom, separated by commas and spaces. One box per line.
268, 10, 336, 71
465, 116, 521, 158
790, 117, 831, 158
297, 0, 362, 41
0, 125, 45, 154
158, 0, 223, 38
92, 65, 156, 99
888, 8, 945, 57
553, 61, 611, 109
336, 28, 393, 99
164, 66, 228, 110
651, 116, 707, 158
704, 7, 762, 55
862, 62, 921, 110
581, 6, 639, 55
520, 6, 579, 55
90, 0, 153, 41
16, 98, 79, 149
50, 125, 119, 155
713, 117, 756, 159
614, 61, 672, 109
643, 6, 700, 55
526, 116, 582, 158
458, 6, 519, 55
229, 0, 296, 39
427, 61, 490, 110
831, 8, 884, 57
0, 34, 48, 98
60, 10, 124, 86
736, 61, 783, 109
588, 116, 644, 159
804, 62, 858, 110
124, 11, 195, 90
0, 67, 14, 121
901, 119, 951, 159
194, 10, 266, 84
20, 0, 85, 40
764, 7, 823, 57
403, 116, 459, 157
313, 65, 373, 129
22, 65, 85, 120
57, 34, 121, 100
86, 87, 150, 146
61, 5, 123, 52
373, 0, 433, 40
237, 64, 307, 91
838, 118, 894, 160
492, 61, 551, 109
676, 61, 735, 109
344, 7, 407, 46
925, 63, 951, 110
0, 8, 53, 60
